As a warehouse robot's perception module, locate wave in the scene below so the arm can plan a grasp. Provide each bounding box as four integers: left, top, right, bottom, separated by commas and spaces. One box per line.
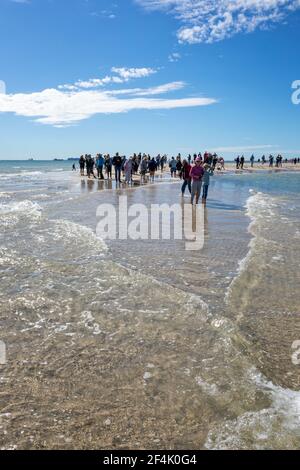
0, 200, 42, 217
225, 190, 279, 303
205, 367, 300, 449
49, 218, 108, 254
0, 192, 11, 199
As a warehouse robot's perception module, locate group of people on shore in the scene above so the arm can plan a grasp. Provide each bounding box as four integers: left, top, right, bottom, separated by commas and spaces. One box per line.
78, 153, 168, 183
236, 154, 300, 169
77, 151, 220, 205
168, 152, 225, 178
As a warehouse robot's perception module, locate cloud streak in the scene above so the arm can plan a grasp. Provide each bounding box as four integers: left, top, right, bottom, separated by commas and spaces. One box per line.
0, 81, 216, 127
136, 0, 300, 43
59, 67, 157, 90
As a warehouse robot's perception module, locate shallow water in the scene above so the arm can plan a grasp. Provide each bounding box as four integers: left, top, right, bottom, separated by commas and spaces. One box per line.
0, 161, 300, 449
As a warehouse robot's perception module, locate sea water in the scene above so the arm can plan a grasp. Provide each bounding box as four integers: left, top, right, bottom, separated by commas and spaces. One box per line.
0, 160, 300, 449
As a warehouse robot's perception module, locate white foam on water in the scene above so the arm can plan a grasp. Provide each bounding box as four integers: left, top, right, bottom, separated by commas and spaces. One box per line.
17, 171, 44, 177
0, 192, 11, 199
195, 376, 219, 396
205, 367, 300, 449
50, 219, 108, 253
79, 311, 102, 335
0, 200, 42, 217
225, 190, 279, 304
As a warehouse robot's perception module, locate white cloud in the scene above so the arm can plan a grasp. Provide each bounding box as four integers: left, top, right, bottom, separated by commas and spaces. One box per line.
124, 81, 186, 96
59, 67, 157, 90
111, 67, 157, 79
168, 52, 181, 62
136, 0, 300, 43
0, 81, 216, 127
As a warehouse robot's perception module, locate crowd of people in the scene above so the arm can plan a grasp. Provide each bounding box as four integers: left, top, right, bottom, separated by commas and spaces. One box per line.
78, 153, 168, 183
76, 151, 224, 205
75, 150, 299, 206
235, 154, 300, 168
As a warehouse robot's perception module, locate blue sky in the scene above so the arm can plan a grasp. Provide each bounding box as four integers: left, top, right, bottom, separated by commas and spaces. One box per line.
0, 0, 300, 160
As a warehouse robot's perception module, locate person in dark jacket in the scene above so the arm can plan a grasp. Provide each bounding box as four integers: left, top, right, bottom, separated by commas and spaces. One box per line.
112, 152, 123, 182
181, 159, 192, 196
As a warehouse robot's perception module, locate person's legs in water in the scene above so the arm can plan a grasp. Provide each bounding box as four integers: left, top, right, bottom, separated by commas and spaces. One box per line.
191, 180, 199, 204
202, 184, 209, 203
116, 167, 121, 182
181, 180, 187, 195
125, 170, 132, 184
195, 181, 202, 204
182, 179, 191, 195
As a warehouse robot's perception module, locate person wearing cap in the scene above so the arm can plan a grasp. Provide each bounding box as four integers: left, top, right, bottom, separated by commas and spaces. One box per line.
189, 157, 204, 205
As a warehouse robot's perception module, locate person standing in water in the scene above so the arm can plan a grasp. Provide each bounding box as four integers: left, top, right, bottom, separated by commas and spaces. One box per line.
202, 163, 214, 204
96, 154, 105, 180
176, 155, 183, 178
79, 155, 85, 176
181, 159, 192, 196
105, 154, 112, 179
86, 154, 94, 178
113, 152, 123, 182
169, 157, 177, 177
140, 156, 148, 182
219, 157, 225, 170
124, 157, 133, 184
190, 157, 204, 205
250, 155, 255, 168
148, 158, 157, 182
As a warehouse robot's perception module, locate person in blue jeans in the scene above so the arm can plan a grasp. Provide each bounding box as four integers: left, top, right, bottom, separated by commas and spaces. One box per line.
96, 153, 105, 179
202, 163, 214, 203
